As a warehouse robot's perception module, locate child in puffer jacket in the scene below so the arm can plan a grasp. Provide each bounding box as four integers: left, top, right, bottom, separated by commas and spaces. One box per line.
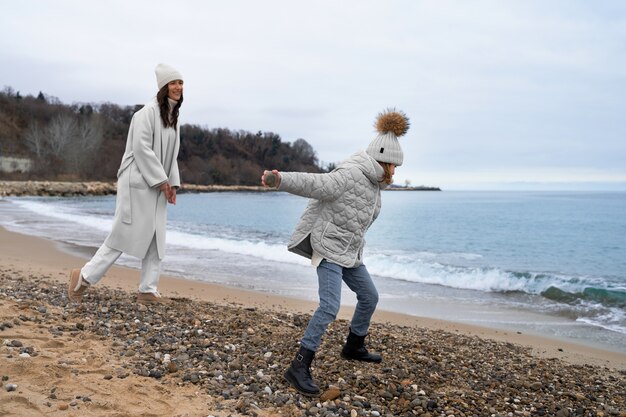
261, 109, 410, 396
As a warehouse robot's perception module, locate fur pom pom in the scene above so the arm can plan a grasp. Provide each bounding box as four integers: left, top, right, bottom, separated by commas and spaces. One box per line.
375, 108, 410, 137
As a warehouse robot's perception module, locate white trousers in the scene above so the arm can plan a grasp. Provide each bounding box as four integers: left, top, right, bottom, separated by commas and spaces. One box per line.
80, 234, 161, 294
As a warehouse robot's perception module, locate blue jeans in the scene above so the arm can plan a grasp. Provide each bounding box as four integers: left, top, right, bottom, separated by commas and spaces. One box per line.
301, 260, 379, 352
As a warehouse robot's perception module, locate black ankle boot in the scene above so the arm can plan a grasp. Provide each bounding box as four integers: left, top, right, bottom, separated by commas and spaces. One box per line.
284, 346, 320, 396
340, 328, 382, 363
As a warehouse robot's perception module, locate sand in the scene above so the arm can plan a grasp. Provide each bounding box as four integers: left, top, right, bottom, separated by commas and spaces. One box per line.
1, 226, 625, 416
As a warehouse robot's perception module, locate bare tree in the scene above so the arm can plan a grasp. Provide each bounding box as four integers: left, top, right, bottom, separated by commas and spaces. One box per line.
24, 113, 104, 176
76, 115, 103, 153
70, 115, 103, 174
24, 122, 46, 158
47, 114, 76, 159
292, 138, 318, 166
2, 86, 15, 97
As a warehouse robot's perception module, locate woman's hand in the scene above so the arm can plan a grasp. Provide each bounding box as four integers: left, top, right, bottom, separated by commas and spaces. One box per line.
262, 170, 281, 188
160, 182, 176, 204
168, 187, 177, 205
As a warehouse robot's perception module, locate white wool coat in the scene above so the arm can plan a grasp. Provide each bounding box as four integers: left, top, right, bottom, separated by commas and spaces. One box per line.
278, 151, 384, 268
104, 99, 181, 259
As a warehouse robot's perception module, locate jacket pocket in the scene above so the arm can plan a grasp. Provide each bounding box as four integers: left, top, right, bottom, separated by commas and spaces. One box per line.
320, 222, 354, 255
129, 162, 149, 189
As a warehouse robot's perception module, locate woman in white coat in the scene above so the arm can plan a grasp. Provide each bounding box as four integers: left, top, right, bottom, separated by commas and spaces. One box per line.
68, 63, 184, 304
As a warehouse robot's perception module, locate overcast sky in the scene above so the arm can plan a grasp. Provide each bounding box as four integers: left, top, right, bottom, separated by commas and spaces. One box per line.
2, 0, 625, 189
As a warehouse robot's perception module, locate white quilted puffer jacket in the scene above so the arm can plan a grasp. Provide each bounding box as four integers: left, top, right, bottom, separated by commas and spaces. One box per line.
278, 151, 386, 267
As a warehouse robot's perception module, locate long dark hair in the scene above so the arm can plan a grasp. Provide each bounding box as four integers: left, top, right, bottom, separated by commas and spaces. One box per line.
156, 84, 183, 128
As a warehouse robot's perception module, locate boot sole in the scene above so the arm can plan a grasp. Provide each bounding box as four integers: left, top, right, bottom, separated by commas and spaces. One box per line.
136, 293, 170, 304
283, 370, 320, 397
340, 352, 383, 363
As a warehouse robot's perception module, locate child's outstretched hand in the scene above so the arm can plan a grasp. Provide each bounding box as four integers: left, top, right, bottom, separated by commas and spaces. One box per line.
262, 170, 281, 188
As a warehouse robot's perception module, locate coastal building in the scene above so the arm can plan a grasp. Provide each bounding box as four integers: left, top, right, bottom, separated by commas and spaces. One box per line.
0, 156, 32, 173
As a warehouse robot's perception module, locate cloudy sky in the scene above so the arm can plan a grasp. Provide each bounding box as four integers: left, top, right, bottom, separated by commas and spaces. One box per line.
2, 0, 625, 189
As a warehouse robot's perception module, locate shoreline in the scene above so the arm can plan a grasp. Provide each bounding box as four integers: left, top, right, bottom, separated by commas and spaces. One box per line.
1, 225, 624, 369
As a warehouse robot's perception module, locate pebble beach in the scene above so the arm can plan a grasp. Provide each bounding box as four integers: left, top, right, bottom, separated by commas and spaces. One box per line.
0, 226, 625, 417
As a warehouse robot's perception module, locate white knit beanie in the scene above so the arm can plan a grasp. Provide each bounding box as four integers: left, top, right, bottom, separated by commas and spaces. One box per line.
155, 63, 183, 90
366, 109, 410, 166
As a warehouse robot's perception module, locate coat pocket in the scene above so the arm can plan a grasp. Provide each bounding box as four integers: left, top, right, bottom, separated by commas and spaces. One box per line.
129, 162, 149, 189
320, 222, 354, 255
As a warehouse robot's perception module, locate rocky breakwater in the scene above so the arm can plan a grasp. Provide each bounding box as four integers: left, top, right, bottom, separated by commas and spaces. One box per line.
0, 181, 117, 197
1, 270, 624, 417
178, 184, 266, 193
0, 181, 270, 197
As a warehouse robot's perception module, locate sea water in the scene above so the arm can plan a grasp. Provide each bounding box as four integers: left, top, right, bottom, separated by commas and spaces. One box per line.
1, 190, 625, 352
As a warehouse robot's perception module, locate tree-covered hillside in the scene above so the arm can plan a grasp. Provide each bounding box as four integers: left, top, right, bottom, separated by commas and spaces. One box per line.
0, 87, 322, 185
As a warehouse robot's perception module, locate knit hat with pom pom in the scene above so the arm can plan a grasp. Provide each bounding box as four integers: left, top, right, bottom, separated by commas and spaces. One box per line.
366, 108, 410, 166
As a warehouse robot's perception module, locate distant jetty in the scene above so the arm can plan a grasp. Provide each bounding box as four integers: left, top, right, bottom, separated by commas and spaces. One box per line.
0, 181, 117, 197
0, 181, 265, 197
387, 184, 441, 191
0, 180, 441, 197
